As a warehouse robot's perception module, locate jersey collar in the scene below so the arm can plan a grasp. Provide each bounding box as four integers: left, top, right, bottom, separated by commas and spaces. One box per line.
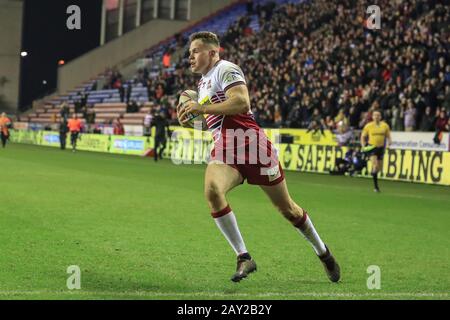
203, 59, 222, 78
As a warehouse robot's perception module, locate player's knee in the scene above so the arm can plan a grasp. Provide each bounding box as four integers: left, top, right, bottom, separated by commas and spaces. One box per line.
204, 182, 225, 204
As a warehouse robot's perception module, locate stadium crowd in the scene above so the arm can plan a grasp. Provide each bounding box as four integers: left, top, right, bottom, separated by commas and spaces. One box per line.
95, 0, 450, 136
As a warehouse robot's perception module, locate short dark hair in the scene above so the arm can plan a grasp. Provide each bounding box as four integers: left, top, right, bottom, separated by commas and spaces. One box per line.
189, 31, 220, 47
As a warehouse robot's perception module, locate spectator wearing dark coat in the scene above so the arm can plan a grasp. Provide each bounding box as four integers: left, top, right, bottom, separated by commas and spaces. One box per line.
419, 106, 435, 131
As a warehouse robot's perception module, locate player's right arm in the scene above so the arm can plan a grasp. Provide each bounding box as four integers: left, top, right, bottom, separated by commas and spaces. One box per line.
385, 124, 392, 148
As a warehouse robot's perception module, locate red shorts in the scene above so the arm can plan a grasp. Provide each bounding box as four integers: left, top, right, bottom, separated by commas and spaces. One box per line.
229, 161, 285, 186
210, 143, 285, 186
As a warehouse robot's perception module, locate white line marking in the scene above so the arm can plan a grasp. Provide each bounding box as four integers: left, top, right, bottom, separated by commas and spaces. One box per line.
0, 291, 448, 298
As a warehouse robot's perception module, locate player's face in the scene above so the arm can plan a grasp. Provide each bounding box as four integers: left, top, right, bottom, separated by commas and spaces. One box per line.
189, 39, 214, 74
373, 112, 381, 122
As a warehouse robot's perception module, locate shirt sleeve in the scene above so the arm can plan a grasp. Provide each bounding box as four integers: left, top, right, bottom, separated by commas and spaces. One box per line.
362, 124, 369, 137
217, 62, 246, 93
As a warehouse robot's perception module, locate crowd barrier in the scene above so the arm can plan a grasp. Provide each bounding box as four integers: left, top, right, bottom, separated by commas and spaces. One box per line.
9, 128, 449, 186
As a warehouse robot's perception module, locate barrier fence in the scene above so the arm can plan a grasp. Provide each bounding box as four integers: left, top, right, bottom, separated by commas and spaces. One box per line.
9, 128, 450, 186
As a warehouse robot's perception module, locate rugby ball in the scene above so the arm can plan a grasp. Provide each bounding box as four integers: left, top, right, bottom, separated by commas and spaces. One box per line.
178, 90, 202, 124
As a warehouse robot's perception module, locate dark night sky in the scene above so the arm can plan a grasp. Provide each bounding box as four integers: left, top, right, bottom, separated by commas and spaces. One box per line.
20, 0, 102, 110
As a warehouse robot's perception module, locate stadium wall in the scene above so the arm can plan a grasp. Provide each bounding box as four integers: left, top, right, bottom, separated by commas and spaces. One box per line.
0, 0, 23, 112
9, 128, 450, 186
57, 0, 238, 95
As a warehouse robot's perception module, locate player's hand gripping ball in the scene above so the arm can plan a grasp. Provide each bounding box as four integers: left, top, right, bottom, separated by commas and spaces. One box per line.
177, 90, 202, 127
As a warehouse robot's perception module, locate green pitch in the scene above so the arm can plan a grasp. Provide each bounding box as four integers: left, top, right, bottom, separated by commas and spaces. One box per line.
0, 143, 449, 300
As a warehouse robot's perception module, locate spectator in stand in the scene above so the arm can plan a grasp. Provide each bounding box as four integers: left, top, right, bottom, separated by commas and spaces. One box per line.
442, 85, 450, 114
162, 49, 172, 68
348, 105, 360, 129
80, 92, 87, 108
434, 109, 448, 144
419, 106, 435, 132
118, 83, 125, 103
113, 118, 125, 135
74, 99, 82, 114
273, 105, 282, 128
146, 78, 155, 101
404, 100, 417, 131
85, 106, 96, 124
334, 109, 349, 129
359, 106, 374, 129
325, 115, 335, 130
246, 0, 253, 15
285, 103, 303, 128
390, 105, 403, 131
126, 100, 139, 113
135, 68, 147, 87
126, 84, 132, 103
91, 81, 98, 91
155, 83, 165, 103
307, 108, 325, 135
109, 69, 123, 89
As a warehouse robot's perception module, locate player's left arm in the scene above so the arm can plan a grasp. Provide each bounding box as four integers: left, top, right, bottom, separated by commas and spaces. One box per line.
385, 125, 392, 147
183, 63, 250, 117
183, 84, 250, 116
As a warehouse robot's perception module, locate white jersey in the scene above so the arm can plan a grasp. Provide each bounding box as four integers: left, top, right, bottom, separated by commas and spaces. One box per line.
197, 59, 260, 143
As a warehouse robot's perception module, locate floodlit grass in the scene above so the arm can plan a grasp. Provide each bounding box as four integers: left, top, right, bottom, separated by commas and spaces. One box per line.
0, 144, 448, 300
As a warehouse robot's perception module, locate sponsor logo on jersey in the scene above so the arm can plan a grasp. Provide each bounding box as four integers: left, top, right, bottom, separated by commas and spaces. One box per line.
224, 71, 241, 83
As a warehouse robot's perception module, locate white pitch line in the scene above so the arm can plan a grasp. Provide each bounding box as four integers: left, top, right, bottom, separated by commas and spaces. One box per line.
0, 291, 448, 298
